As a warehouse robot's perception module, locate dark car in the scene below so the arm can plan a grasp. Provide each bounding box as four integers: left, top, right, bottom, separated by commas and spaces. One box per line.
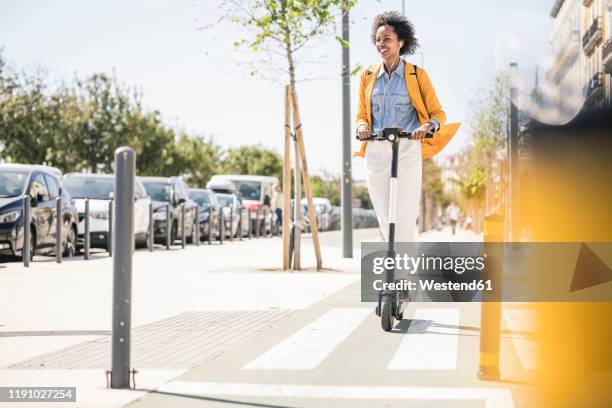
0, 164, 79, 261
138, 176, 197, 245
188, 188, 221, 241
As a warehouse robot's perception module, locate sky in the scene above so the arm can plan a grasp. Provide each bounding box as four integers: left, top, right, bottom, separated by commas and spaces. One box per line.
0, 0, 554, 181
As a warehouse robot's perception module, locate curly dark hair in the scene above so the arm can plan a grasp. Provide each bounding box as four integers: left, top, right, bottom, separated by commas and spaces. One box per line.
370, 11, 419, 56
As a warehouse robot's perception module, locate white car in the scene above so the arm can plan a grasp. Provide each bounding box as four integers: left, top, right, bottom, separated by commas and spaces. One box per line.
301, 197, 332, 231
61, 173, 152, 250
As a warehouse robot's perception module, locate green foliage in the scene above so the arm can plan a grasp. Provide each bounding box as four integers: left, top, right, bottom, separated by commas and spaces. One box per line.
218, 0, 357, 84
310, 172, 341, 206
220, 144, 283, 181
0, 53, 284, 189
453, 72, 509, 201
422, 158, 447, 205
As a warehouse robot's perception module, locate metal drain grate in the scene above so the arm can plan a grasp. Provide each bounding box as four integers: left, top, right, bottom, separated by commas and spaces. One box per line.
9, 310, 294, 369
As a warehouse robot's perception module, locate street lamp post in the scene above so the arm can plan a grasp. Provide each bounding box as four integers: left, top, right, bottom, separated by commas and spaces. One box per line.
341, 1, 353, 258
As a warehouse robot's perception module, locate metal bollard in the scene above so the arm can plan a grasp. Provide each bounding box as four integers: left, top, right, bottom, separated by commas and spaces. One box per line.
110, 146, 135, 389
478, 212, 505, 381
194, 205, 199, 246
56, 197, 62, 263
23, 196, 31, 267
255, 208, 261, 238
229, 205, 233, 242
84, 199, 90, 260
166, 204, 171, 250
218, 206, 224, 245
181, 204, 186, 249
108, 199, 113, 256
248, 209, 252, 240
148, 201, 154, 251
238, 208, 243, 241
207, 204, 212, 245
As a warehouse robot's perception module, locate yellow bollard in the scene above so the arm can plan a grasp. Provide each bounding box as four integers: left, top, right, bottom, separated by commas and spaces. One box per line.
478, 211, 504, 381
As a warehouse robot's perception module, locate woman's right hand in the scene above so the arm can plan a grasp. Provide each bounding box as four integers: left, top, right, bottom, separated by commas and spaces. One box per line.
356, 125, 371, 140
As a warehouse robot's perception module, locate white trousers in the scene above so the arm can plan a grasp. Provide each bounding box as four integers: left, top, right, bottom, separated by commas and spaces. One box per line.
365, 139, 422, 242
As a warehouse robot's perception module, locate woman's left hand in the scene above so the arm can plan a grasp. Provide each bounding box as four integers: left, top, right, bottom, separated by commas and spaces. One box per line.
411, 122, 434, 140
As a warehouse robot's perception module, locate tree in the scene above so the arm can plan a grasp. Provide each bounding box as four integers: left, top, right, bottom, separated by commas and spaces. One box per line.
173, 133, 222, 187
220, 144, 283, 180
452, 72, 510, 231
209, 0, 357, 86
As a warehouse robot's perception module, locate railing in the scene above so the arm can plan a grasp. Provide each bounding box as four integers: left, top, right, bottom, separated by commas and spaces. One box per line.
582, 17, 602, 56
603, 37, 612, 74
584, 72, 604, 106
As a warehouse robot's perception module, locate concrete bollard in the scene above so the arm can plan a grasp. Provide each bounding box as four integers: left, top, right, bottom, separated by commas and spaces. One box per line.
108, 199, 113, 257
181, 203, 186, 249
56, 197, 62, 263
207, 204, 212, 245
166, 204, 171, 250
238, 208, 243, 241
194, 205, 199, 246
229, 205, 234, 242
255, 208, 261, 238
23, 196, 31, 267
248, 209, 252, 240
148, 201, 154, 252
84, 199, 90, 260
110, 146, 135, 389
218, 206, 224, 245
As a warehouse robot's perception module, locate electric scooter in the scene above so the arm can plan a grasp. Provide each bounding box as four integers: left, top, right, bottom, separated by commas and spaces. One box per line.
357, 127, 433, 331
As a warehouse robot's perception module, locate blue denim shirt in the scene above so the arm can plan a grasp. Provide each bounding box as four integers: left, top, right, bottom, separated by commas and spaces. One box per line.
371, 58, 438, 135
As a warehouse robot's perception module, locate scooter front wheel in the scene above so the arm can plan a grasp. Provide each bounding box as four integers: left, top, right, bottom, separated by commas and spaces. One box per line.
380, 294, 395, 332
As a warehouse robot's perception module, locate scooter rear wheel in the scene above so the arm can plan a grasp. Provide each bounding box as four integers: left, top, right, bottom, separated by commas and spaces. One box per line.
380, 294, 394, 332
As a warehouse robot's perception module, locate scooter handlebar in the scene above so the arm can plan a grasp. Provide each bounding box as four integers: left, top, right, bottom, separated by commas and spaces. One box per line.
355, 127, 434, 141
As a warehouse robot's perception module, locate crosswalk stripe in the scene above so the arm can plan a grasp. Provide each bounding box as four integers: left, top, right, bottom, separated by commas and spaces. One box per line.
243, 308, 371, 370
158, 381, 515, 408
387, 308, 460, 370
503, 309, 537, 370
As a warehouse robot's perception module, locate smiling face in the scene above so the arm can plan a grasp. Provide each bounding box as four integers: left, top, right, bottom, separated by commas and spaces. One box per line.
375, 25, 402, 64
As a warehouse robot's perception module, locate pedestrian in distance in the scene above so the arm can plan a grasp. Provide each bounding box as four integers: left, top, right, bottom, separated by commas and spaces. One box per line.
447, 202, 460, 235
272, 184, 283, 227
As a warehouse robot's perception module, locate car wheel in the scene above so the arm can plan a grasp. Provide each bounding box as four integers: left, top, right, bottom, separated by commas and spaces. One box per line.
63, 225, 76, 258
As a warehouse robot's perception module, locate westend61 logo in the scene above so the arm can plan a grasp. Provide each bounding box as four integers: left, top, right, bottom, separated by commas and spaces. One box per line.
372, 254, 486, 275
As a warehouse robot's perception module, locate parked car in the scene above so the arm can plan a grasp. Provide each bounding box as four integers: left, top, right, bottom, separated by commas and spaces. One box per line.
188, 188, 220, 241
208, 174, 278, 209
329, 206, 341, 231
216, 191, 249, 238
139, 177, 197, 245
301, 197, 332, 231
0, 164, 78, 260
61, 173, 152, 249
289, 199, 311, 233
207, 178, 268, 236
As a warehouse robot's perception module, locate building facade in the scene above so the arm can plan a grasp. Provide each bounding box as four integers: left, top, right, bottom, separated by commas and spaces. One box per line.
549, 0, 612, 109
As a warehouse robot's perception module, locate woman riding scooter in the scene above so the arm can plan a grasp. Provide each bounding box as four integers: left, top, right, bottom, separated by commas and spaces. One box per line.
354, 11, 459, 330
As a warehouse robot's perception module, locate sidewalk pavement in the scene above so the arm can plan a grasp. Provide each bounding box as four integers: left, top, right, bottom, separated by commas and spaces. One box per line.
1, 226, 509, 408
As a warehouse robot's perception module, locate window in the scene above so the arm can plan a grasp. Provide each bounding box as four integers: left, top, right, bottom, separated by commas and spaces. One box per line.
142, 182, 172, 202
44, 174, 60, 199
30, 173, 49, 202
176, 181, 190, 200
134, 181, 147, 199
61, 176, 114, 200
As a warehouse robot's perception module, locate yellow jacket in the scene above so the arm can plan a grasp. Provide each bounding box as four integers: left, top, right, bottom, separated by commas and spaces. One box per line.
353, 61, 460, 159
